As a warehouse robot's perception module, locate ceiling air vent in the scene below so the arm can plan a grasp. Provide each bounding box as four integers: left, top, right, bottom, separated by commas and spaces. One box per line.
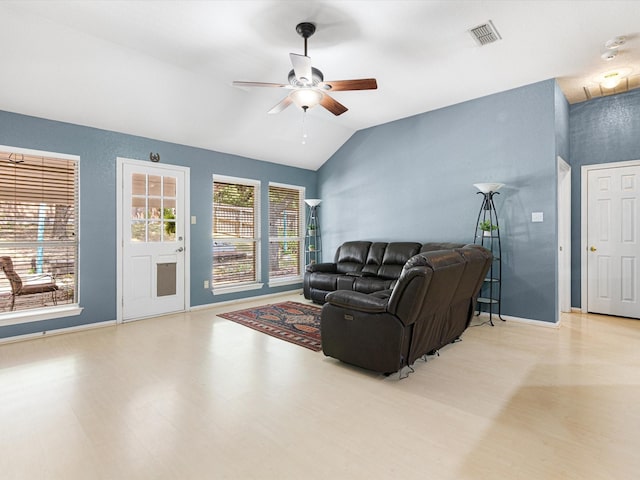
469, 20, 502, 46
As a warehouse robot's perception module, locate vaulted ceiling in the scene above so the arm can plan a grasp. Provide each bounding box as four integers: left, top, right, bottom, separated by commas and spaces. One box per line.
1, 1, 639, 170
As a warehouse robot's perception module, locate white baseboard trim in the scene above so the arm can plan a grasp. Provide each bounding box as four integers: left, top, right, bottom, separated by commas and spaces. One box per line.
190, 289, 305, 312
571, 307, 582, 313
0, 319, 117, 345
476, 312, 560, 328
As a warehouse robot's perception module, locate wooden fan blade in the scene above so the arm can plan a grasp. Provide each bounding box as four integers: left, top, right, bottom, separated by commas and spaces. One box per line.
290, 53, 312, 84
321, 78, 378, 91
232, 81, 291, 88
268, 96, 293, 114
320, 93, 348, 116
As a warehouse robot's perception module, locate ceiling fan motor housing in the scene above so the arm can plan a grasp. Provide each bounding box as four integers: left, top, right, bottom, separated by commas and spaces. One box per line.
288, 67, 324, 87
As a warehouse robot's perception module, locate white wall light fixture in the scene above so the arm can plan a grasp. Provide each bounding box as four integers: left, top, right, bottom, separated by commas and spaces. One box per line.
596, 67, 632, 90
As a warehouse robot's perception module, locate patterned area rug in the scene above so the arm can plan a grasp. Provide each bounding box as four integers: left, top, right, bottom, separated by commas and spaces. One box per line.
218, 301, 322, 351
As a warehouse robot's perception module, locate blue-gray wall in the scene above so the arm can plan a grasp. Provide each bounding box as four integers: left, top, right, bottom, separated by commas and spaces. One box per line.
318, 79, 561, 322
0, 110, 316, 339
4, 81, 638, 337
569, 88, 640, 307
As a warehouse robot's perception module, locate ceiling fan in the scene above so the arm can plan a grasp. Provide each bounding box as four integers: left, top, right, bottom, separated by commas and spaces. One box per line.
232, 22, 377, 116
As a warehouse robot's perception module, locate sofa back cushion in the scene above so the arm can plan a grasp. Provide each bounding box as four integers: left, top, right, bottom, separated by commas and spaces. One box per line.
377, 242, 422, 279
335, 241, 371, 274
362, 242, 388, 275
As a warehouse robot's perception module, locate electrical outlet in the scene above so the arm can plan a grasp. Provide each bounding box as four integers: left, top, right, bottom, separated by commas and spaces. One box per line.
204, 280, 209, 289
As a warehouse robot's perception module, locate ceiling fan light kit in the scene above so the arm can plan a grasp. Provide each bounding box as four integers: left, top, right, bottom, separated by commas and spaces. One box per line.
586, 34, 636, 95
594, 67, 632, 90
233, 22, 378, 117
601, 72, 621, 89
290, 89, 323, 111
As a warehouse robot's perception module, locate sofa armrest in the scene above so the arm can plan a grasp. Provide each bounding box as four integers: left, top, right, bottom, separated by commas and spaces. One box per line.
325, 290, 388, 313
306, 262, 337, 273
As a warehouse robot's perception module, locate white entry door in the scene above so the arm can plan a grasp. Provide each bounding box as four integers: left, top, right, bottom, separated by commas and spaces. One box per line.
587, 164, 640, 318
119, 160, 189, 321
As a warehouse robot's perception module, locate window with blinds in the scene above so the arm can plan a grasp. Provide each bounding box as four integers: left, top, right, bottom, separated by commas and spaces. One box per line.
212, 176, 260, 290
0, 149, 78, 313
268, 184, 303, 282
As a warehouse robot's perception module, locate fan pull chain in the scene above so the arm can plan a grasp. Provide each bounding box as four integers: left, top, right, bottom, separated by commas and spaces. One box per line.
301, 110, 308, 144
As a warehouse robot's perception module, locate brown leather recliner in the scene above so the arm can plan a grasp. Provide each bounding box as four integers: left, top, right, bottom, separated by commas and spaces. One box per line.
320, 245, 492, 375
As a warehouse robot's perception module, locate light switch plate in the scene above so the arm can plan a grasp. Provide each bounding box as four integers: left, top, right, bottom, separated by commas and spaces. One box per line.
191, 216, 197, 224
532, 212, 544, 222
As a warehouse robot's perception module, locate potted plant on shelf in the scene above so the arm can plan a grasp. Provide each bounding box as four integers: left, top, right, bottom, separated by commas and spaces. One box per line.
479, 220, 498, 237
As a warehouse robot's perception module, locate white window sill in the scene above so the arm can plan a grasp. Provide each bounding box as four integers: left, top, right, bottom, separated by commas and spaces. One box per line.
268, 276, 303, 288
212, 282, 264, 296
0, 305, 84, 327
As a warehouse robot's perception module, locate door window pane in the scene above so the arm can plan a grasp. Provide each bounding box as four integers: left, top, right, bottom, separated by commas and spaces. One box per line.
148, 175, 162, 196
132, 173, 146, 195
130, 174, 178, 242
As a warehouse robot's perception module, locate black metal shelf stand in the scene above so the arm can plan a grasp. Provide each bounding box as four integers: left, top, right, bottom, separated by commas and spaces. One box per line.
474, 190, 504, 325
305, 200, 321, 266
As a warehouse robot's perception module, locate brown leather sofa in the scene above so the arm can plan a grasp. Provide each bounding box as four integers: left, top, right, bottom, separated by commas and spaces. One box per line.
303, 241, 467, 304
320, 245, 492, 375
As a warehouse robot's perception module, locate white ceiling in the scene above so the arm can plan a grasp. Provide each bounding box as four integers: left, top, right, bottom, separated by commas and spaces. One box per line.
1, 1, 639, 171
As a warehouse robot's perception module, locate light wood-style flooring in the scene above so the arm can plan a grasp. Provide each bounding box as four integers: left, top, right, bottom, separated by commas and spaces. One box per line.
1, 292, 638, 479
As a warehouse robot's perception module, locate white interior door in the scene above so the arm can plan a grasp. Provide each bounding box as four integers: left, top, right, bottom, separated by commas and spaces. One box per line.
120, 160, 189, 321
587, 164, 639, 318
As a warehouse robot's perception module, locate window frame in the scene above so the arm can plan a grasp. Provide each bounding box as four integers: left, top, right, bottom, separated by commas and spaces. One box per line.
268, 182, 305, 287
212, 174, 262, 295
0, 145, 83, 326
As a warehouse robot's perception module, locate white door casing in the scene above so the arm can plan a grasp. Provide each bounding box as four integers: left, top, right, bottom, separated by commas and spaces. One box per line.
117, 158, 190, 322
583, 161, 639, 319
557, 157, 571, 314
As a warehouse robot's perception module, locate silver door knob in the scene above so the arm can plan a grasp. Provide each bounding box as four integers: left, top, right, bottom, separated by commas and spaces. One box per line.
176, 247, 184, 252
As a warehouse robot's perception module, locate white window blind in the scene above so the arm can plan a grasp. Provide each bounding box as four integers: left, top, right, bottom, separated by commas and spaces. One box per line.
212, 177, 260, 289
268, 184, 303, 281
0, 150, 78, 313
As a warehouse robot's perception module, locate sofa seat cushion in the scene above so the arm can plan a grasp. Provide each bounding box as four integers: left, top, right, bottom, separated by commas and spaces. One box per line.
336, 276, 355, 291
310, 272, 339, 291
